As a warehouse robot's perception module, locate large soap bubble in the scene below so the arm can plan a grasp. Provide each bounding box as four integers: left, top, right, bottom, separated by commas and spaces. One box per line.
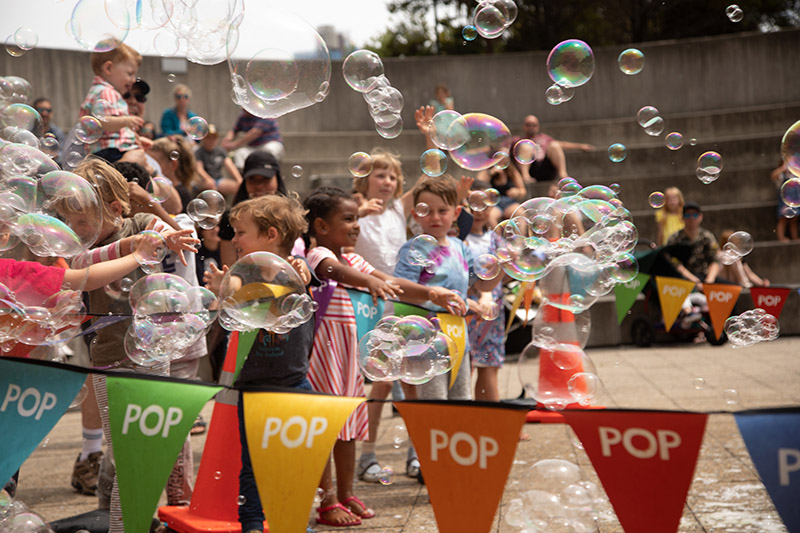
228, 9, 331, 119
725, 308, 779, 348
448, 113, 512, 171
429, 110, 469, 151
342, 49, 384, 93
781, 119, 800, 177
546, 39, 594, 88
218, 252, 316, 333
187, 190, 225, 229
70, 0, 131, 52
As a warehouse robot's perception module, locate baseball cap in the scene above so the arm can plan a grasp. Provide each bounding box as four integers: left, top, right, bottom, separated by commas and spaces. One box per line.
243, 151, 279, 179
683, 201, 702, 214
133, 78, 150, 96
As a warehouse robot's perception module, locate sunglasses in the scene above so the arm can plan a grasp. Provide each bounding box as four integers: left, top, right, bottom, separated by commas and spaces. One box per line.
123, 92, 147, 103
35, 107, 52, 114
176, 94, 189, 100
683, 212, 700, 219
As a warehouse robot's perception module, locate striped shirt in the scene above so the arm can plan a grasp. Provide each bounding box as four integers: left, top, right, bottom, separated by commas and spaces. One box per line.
79, 76, 138, 153
232, 111, 282, 147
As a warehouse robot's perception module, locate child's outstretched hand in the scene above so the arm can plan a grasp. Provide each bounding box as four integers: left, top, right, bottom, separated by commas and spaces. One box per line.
365, 276, 399, 305
414, 105, 435, 136
358, 198, 383, 217
288, 256, 311, 285
428, 287, 467, 316
203, 263, 228, 296
161, 228, 200, 266
456, 175, 475, 204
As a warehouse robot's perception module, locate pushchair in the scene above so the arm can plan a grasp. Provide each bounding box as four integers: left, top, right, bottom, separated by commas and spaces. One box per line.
628, 243, 727, 346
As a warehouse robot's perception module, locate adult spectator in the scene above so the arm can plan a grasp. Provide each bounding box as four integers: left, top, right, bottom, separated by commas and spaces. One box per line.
666, 202, 720, 289
195, 124, 242, 198
33, 97, 65, 148
429, 83, 454, 113
160, 84, 197, 137
221, 109, 285, 169
139, 121, 157, 140
515, 114, 594, 183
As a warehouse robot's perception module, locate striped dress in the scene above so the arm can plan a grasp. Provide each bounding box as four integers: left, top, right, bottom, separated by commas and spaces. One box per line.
307, 246, 371, 441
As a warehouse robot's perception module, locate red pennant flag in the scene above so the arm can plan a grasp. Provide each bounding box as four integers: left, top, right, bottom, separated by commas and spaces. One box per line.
750, 287, 791, 319
562, 410, 707, 533
395, 402, 527, 533
702, 283, 742, 340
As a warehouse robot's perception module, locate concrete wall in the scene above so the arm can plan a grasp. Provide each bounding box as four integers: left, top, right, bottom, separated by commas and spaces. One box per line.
1, 28, 797, 135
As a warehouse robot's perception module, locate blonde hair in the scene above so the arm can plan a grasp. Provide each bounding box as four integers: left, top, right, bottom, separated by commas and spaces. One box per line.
413, 174, 458, 207
72, 157, 131, 221
90, 42, 142, 76
173, 84, 192, 99
352, 149, 404, 199
151, 136, 198, 189
230, 194, 308, 255
664, 186, 685, 213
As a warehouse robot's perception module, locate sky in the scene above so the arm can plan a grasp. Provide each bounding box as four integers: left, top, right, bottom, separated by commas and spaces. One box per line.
0, 0, 394, 56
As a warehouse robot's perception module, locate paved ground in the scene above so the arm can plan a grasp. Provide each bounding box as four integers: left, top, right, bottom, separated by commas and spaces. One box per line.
15, 336, 800, 532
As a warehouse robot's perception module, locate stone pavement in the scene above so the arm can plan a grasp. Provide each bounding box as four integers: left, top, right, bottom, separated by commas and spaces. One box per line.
15, 337, 800, 532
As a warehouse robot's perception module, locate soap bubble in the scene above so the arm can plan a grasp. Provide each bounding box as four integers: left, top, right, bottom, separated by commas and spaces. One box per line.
185, 116, 209, 140
462, 25, 478, 41
420, 149, 447, 177
429, 110, 470, 151
618, 48, 644, 75
513, 139, 537, 164
636, 106, 659, 127
485, 188, 500, 206
726, 4, 744, 22
725, 308, 779, 348
689, 138, 698, 146
75, 116, 103, 144
665, 132, 684, 150
167, 74, 177, 83
694, 377, 706, 390
723, 388, 740, 405
132, 230, 167, 267
147, 176, 173, 204
607, 143, 626, 162
696, 151, 723, 183
545, 84, 564, 105
169, 150, 179, 161
718, 231, 754, 265
781, 178, 800, 208
644, 116, 665, 136
187, 190, 226, 229
475, 254, 500, 280
246, 48, 299, 102
414, 202, 430, 217
648, 191, 665, 208
70, 0, 131, 52
468, 190, 489, 212
473, 2, 508, 39
479, 301, 500, 321
407, 235, 439, 270
567, 372, 601, 405
291, 165, 303, 178
348, 152, 373, 178
378, 466, 395, 485
780, 120, 800, 177
342, 49, 384, 93
218, 252, 316, 332
14, 27, 38, 52
546, 39, 594, 88
0, 105, 41, 137
448, 113, 512, 171
376, 119, 403, 139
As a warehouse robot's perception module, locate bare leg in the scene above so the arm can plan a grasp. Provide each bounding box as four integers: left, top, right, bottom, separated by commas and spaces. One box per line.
791, 217, 799, 240
364, 381, 391, 449
547, 140, 568, 179
317, 450, 358, 525
475, 367, 500, 402
335, 440, 374, 518
82, 377, 101, 430
777, 218, 788, 241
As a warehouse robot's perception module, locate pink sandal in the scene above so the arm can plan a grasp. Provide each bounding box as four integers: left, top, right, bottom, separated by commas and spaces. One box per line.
342, 496, 375, 519
316, 502, 362, 527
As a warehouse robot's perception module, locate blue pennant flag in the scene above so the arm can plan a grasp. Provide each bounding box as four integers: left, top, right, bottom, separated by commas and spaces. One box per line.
346, 289, 384, 340
735, 409, 800, 532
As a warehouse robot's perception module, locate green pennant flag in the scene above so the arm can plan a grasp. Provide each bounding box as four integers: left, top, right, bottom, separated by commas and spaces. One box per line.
613, 273, 650, 324
234, 329, 259, 382
107, 376, 222, 533
392, 301, 430, 318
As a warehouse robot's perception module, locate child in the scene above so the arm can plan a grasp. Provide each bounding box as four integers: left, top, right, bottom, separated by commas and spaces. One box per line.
771, 161, 799, 241
195, 124, 243, 198
655, 186, 685, 246
394, 175, 502, 401
718, 230, 770, 288
148, 136, 206, 211
303, 187, 463, 526
79, 41, 145, 163
203, 194, 313, 533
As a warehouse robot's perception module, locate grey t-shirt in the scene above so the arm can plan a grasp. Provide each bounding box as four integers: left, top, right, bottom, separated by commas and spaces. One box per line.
195, 146, 226, 181
234, 316, 315, 388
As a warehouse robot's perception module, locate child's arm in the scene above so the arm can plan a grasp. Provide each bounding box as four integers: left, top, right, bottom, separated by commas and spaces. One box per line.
101, 115, 144, 133
506, 166, 527, 200
771, 162, 787, 184
743, 263, 769, 287
129, 182, 182, 230
288, 256, 312, 286
414, 105, 436, 151
314, 257, 399, 305
370, 269, 467, 316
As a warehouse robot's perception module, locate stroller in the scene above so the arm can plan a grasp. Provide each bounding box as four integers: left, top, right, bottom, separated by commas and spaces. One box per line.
628, 243, 727, 346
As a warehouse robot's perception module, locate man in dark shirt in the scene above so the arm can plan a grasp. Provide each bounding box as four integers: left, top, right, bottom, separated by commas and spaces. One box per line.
666, 201, 720, 290
221, 110, 285, 170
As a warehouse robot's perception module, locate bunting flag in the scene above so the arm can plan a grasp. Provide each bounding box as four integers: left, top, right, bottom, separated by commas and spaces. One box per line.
562, 410, 707, 533
750, 287, 792, 319
506, 282, 526, 334
346, 289, 384, 339
395, 401, 528, 533
614, 273, 650, 324
243, 391, 365, 533
392, 301, 429, 318
107, 376, 222, 533
735, 409, 800, 532
702, 283, 742, 340
435, 313, 466, 389
522, 281, 536, 326
233, 329, 259, 383
0, 358, 86, 486
655, 276, 697, 332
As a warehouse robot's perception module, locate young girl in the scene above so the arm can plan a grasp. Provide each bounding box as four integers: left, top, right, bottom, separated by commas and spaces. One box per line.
148, 136, 213, 212
303, 187, 461, 526
655, 186, 685, 246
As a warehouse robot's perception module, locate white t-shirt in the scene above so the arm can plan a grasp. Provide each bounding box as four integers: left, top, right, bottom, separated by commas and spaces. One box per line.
354, 199, 407, 275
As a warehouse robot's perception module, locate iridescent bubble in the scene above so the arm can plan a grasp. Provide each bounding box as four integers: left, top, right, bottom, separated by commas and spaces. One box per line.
132, 230, 167, 266
644, 116, 665, 136
637, 106, 659, 126
91, 99, 112, 122
665, 132, 684, 150
448, 113, 512, 171
468, 190, 489, 212
14, 27, 38, 52
697, 151, 723, 183
169, 150, 179, 161
147, 176, 173, 204
480, 302, 500, 321
414, 202, 430, 217
429, 110, 470, 151
513, 139, 537, 164
780, 120, 800, 177
74, 116, 103, 144
545, 84, 563, 105
689, 138, 698, 146
462, 25, 478, 41
726, 4, 744, 22
408, 235, 439, 268
4, 37, 25, 58
376, 118, 403, 140
648, 191, 665, 208
607, 143, 626, 163
618, 48, 644, 75
609, 252, 638, 283
246, 48, 299, 102
167, 73, 177, 83
420, 149, 447, 177
185, 116, 209, 140
120, 278, 133, 292
781, 179, 800, 208
694, 377, 706, 390
0, 103, 42, 133
474, 3, 508, 39
378, 466, 395, 485
348, 152, 373, 178
342, 49, 384, 93
546, 39, 594, 88
475, 254, 500, 280
70, 0, 131, 52
187, 190, 226, 229
485, 188, 500, 206
291, 165, 303, 178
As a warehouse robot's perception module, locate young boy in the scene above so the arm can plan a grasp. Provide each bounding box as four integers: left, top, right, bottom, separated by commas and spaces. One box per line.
394, 175, 500, 401
79, 41, 145, 163
203, 195, 313, 533
195, 124, 243, 198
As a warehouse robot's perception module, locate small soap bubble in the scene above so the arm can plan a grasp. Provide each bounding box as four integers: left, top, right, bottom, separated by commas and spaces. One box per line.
475, 254, 500, 280
291, 165, 303, 178
420, 149, 447, 177
120, 278, 133, 292
167, 73, 177, 83
694, 377, 706, 390
485, 188, 500, 206
462, 25, 478, 41
213, 471, 222, 480
314, 487, 324, 505
378, 466, 395, 485
513, 139, 537, 164
618, 48, 645, 75
608, 143, 626, 163
723, 389, 739, 405
237, 495, 246, 506
545, 84, 564, 105
689, 138, 698, 146
480, 302, 500, 321
644, 117, 665, 136
546, 39, 594, 88
665, 132, 684, 150
185, 116, 209, 140
348, 152, 373, 177
169, 150, 179, 161
468, 190, 488, 211
648, 191, 665, 208
75, 116, 103, 144
14, 27, 38, 52
69, 383, 89, 408
414, 202, 430, 217
726, 4, 743, 22
610, 183, 621, 194
342, 49, 384, 93
696, 151, 723, 184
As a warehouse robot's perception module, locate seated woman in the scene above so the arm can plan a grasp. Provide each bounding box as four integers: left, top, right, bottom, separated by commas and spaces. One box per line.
718, 229, 769, 288
160, 84, 197, 137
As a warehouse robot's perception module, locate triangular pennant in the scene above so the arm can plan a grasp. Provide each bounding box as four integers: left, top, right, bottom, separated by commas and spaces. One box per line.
244, 391, 365, 533
392, 301, 428, 318
233, 329, 259, 383
346, 289, 384, 339
435, 313, 466, 389
614, 273, 650, 324
107, 376, 222, 533
0, 359, 86, 485
395, 401, 527, 533
563, 410, 707, 533
655, 276, 696, 331
522, 281, 536, 327
750, 287, 791, 319
702, 283, 742, 340
735, 409, 800, 532
506, 283, 526, 335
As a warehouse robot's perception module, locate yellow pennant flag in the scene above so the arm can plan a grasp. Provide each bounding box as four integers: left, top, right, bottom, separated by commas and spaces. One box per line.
243, 392, 365, 533
436, 313, 467, 389
655, 276, 697, 332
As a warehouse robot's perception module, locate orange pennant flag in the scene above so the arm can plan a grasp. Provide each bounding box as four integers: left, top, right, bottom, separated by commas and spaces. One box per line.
395, 401, 527, 533
655, 276, 697, 332
702, 283, 742, 340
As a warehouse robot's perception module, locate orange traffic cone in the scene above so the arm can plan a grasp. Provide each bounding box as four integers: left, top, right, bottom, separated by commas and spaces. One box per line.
158, 331, 268, 533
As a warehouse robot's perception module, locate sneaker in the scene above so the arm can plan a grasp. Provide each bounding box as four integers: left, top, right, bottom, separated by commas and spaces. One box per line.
358, 461, 382, 483
71, 451, 103, 495
406, 458, 420, 478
